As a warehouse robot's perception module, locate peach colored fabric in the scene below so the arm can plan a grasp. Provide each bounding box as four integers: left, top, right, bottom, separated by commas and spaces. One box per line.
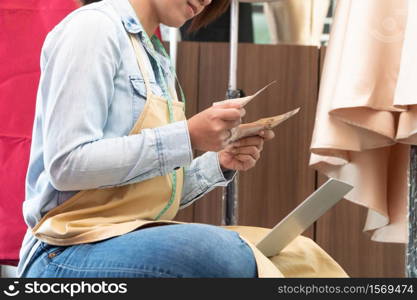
310, 0, 415, 243
264, 0, 330, 46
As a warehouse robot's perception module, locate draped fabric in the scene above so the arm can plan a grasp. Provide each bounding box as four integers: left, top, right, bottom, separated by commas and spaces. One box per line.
310, 0, 416, 243
264, 0, 330, 46
0, 0, 77, 265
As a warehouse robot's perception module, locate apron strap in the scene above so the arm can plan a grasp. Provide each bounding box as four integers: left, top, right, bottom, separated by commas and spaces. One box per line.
129, 33, 180, 104
129, 33, 153, 97
151, 35, 186, 105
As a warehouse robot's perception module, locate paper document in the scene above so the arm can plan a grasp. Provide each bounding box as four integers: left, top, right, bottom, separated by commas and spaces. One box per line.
229, 107, 300, 142
212, 81, 300, 143
213, 81, 277, 107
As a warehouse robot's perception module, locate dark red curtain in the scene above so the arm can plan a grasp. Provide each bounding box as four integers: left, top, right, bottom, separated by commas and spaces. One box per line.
0, 0, 78, 266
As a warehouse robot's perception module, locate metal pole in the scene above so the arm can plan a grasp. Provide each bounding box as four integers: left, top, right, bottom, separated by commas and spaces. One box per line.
223, 0, 281, 225
223, 0, 240, 226
407, 145, 417, 277
229, 0, 239, 91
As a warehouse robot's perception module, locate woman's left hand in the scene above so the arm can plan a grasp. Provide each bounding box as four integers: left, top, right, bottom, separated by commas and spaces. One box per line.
218, 129, 275, 172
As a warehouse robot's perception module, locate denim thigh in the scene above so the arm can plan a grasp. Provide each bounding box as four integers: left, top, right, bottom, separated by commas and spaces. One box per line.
23, 223, 257, 278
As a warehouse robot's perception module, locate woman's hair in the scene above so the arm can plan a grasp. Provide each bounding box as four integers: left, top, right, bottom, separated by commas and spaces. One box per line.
78, 0, 230, 32
78, 0, 101, 4
189, 1, 230, 32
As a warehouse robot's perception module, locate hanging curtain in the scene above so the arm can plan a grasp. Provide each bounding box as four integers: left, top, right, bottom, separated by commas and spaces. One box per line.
0, 0, 77, 265
310, 0, 417, 243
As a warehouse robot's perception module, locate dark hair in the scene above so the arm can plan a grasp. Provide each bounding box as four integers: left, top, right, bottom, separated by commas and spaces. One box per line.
189, 1, 230, 32
78, 0, 230, 32
78, 0, 101, 4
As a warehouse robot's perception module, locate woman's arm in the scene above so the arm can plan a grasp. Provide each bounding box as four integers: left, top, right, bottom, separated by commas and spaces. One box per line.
42, 10, 193, 191
179, 152, 236, 209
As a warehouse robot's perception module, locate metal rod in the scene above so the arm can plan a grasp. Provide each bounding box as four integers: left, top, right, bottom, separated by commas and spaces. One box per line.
222, 0, 240, 226
407, 145, 417, 277
229, 0, 239, 91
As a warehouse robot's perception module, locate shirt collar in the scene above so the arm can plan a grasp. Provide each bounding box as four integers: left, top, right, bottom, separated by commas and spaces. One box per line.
109, 0, 143, 34
109, 0, 155, 50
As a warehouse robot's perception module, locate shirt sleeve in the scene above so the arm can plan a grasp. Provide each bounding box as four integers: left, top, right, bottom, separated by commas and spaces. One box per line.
179, 151, 237, 209
41, 10, 192, 191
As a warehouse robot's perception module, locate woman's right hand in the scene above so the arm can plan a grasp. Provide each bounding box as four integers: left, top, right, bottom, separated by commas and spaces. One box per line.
187, 102, 245, 152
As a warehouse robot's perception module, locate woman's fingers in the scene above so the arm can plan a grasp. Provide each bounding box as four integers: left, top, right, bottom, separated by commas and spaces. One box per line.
215, 107, 246, 121
232, 146, 260, 160
234, 154, 256, 171
259, 129, 275, 140
232, 136, 264, 150
224, 118, 242, 129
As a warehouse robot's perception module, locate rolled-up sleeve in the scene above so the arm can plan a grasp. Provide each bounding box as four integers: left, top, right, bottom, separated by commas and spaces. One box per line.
41, 10, 193, 191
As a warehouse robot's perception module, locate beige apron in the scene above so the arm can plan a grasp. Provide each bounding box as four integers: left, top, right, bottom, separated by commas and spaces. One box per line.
32, 33, 186, 245
32, 33, 347, 278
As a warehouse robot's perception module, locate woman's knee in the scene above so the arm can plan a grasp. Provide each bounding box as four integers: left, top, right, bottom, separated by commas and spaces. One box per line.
169, 224, 258, 277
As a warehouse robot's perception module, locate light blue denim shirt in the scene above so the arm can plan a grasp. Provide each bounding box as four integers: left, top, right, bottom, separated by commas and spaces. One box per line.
18, 0, 235, 277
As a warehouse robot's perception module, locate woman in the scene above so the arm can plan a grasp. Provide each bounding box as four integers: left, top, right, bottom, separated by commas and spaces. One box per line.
18, 0, 276, 278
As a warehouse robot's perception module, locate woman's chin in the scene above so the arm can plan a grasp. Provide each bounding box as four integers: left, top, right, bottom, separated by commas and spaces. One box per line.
162, 17, 188, 29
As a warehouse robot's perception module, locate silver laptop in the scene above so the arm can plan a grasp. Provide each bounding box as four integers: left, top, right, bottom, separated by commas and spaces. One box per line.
256, 178, 353, 257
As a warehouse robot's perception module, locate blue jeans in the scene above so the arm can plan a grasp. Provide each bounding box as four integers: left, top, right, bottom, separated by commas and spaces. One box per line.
23, 223, 257, 278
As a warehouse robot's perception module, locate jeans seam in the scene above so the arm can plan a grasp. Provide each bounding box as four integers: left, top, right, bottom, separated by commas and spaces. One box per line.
233, 232, 253, 249
38, 260, 55, 278
48, 262, 183, 277
233, 233, 258, 277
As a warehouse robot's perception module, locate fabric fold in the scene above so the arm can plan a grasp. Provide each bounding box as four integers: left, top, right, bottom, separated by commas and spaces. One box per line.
310, 0, 413, 243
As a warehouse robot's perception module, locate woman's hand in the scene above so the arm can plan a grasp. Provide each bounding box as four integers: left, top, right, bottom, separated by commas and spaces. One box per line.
218, 130, 275, 172
187, 103, 245, 152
